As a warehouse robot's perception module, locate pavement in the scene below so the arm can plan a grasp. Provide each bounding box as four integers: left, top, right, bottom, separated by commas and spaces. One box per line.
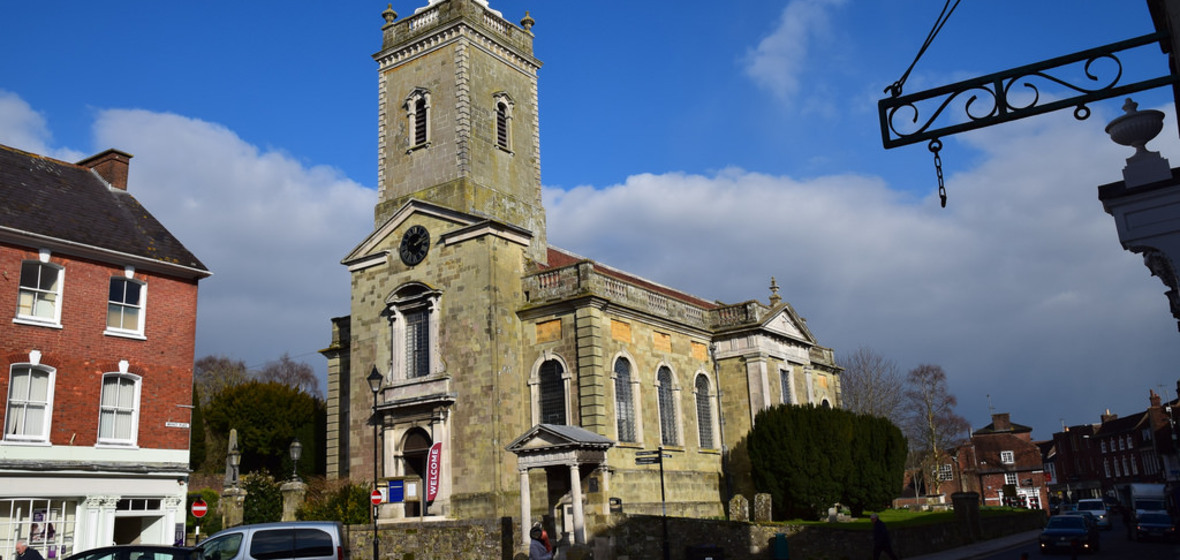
908, 530, 1041, 560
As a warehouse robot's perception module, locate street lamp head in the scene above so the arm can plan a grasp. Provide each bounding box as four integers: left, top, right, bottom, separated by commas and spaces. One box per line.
228, 442, 241, 467
290, 438, 303, 463
289, 438, 303, 481
367, 367, 383, 395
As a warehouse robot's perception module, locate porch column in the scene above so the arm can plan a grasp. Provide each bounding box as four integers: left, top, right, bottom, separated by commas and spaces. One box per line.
569, 463, 585, 545
519, 468, 531, 551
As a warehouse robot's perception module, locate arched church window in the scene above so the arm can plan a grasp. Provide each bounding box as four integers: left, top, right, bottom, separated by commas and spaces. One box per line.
657, 366, 678, 446
539, 359, 566, 425
386, 283, 441, 381
780, 368, 793, 405
694, 374, 714, 449
614, 358, 636, 442
404, 89, 431, 149
492, 92, 513, 152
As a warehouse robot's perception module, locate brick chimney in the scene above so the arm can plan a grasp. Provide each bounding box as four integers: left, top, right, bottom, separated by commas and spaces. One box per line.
77, 149, 133, 191
1151, 389, 1162, 408
1101, 409, 1118, 423
992, 413, 1011, 431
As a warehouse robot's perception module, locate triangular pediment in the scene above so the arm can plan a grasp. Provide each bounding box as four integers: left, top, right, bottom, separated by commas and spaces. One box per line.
506, 423, 614, 454
342, 199, 478, 265
761, 305, 815, 344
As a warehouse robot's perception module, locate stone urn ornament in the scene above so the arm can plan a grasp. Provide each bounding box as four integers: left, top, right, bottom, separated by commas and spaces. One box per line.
1105, 98, 1171, 186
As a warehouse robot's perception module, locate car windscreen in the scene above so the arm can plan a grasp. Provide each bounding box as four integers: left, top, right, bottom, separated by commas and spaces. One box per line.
1076, 502, 1104, 511
1138, 513, 1172, 524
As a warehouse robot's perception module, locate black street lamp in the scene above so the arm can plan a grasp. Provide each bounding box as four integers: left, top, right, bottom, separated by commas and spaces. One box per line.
367, 366, 383, 560
289, 438, 302, 482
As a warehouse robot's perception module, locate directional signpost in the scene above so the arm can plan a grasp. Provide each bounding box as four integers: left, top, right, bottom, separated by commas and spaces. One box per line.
635, 448, 672, 560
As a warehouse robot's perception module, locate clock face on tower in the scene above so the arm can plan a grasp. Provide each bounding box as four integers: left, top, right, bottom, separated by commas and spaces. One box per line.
399, 224, 430, 266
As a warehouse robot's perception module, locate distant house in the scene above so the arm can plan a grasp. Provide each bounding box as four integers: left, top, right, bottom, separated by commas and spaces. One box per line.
963, 413, 1050, 510
0, 145, 209, 554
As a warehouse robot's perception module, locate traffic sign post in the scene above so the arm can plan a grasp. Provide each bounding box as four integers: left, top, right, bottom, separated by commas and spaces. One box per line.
370, 489, 384, 505
191, 499, 207, 518
635, 447, 671, 560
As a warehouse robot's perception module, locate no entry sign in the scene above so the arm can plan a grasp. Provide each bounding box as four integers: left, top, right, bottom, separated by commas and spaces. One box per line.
191, 499, 208, 518
370, 490, 383, 505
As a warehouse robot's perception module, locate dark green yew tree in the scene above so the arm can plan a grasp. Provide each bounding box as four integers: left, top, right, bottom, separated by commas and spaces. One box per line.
748, 404, 906, 520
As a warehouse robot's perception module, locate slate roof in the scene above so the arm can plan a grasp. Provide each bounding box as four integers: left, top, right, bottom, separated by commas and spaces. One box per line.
0, 144, 208, 276
544, 246, 719, 309
973, 432, 1044, 472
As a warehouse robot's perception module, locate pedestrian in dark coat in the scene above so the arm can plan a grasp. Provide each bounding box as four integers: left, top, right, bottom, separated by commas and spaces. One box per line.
871, 513, 899, 560
16, 540, 45, 560
529, 524, 552, 560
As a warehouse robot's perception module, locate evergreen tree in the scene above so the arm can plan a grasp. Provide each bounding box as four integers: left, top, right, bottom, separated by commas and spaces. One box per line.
205, 381, 326, 477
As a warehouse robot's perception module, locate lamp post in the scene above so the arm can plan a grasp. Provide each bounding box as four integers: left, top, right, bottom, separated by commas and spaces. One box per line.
289, 438, 302, 482
367, 367, 383, 560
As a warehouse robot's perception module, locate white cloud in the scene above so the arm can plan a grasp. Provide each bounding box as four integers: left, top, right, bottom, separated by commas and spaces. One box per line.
0, 90, 84, 162
87, 108, 375, 379
743, 0, 848, 103
546, 103, 1180, 436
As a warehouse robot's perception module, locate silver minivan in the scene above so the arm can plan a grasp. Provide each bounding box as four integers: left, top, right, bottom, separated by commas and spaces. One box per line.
1076, 498, 1111, 530
196, 522, 348, 560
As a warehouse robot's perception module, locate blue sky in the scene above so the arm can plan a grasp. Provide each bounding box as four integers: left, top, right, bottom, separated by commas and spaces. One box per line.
3, 0, 1179, 441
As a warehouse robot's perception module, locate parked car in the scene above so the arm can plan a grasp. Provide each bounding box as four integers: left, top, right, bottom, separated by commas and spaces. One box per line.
64, 545, 196, 560
194, 522, 348, 560
1076, 498, 1111, 530
1135, 512, 1177, 542
1039, 515, 1101, 554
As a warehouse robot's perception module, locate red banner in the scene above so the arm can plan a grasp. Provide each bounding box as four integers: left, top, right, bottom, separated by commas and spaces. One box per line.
426, 442, 442, 502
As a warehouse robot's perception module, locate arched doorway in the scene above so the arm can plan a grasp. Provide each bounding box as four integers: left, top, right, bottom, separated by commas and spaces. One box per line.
402, 428, 432, 517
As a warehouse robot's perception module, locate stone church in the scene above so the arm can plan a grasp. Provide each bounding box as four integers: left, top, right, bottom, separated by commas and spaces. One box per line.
322, 0, 842, 549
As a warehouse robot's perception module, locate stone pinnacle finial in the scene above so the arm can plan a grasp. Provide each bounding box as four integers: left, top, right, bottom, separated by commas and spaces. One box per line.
769, 277, 781, 306
383, 3, 398, 25
520, 10, 535, 31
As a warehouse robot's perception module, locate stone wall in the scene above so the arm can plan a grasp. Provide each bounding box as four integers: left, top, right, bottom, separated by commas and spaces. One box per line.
347, 509, 1044, 560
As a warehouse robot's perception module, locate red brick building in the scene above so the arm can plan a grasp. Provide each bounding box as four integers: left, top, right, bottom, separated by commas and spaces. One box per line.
963, 413, 1050, 510
0, 145, 209, 554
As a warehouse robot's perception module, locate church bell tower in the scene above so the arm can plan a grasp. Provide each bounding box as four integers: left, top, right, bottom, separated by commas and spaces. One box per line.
372, 0, 546, 262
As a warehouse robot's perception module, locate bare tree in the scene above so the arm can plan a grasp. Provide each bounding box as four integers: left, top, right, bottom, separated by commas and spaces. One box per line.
837, 346, 905, 424
194, 355, 251, 406
257, 353, 322, 398
903, 364, 970, 495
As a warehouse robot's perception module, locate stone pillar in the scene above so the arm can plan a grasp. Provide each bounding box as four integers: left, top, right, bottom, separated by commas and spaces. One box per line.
569, 463, 585, 545
281, 480, 307, 521
222, 487, 247, 529
952, 492, 982, 543
519, 469, 531, 552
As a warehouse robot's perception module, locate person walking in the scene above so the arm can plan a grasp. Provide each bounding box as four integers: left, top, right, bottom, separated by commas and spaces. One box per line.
16, 540, 45, 560
529, 524, 552, 560
871, 513, 899, 560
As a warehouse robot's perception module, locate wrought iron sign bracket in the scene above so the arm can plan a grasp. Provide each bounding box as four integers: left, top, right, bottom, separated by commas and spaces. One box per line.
878, 31, 1179, 150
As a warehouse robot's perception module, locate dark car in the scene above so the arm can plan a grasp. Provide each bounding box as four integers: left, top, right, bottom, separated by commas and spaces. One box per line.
1039, 515, 1101, 554
1135, 512, 1177, 541
64, 546, 196, 560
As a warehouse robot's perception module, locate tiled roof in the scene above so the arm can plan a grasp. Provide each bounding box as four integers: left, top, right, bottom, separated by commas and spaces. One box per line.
0, 144, 208, 275
974, 432, 1043, 471
544, 246, 719, 309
